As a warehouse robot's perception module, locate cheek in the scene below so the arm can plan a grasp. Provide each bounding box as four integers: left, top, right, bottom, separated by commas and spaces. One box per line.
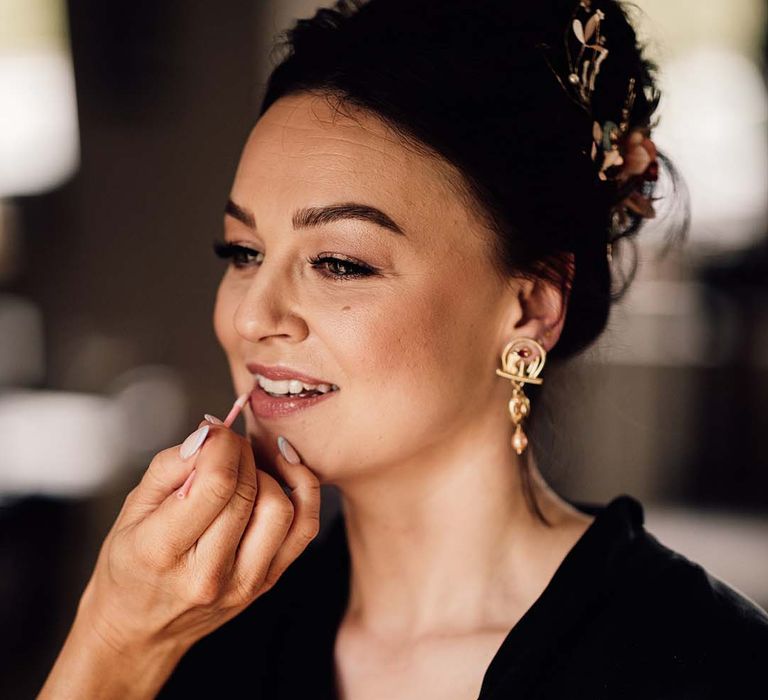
346, 279, 479, 407
213, 278, 239, 357
388, 279, 496, 422
315, 299, 478, 472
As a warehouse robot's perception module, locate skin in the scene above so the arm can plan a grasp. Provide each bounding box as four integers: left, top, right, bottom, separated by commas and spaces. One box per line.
215, 92, 594, 699
39, 418, 322, 700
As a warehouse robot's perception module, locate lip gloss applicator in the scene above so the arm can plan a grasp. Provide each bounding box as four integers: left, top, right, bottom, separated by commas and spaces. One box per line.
176, 392, 249, 499
222, 392, 249, 428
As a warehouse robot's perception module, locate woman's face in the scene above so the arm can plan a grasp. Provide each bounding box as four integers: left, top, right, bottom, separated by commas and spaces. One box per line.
214, 92, 524, 484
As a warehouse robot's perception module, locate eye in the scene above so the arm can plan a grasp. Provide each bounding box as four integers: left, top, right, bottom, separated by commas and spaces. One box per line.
213, 239, 376, 280
307, 253, 376, 281
213, 240, 264, 269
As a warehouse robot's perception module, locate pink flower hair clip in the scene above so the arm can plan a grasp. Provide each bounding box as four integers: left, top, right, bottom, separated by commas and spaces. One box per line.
540, 0, 661, 257
613, 126, 659, 221
591, 78, 659, 226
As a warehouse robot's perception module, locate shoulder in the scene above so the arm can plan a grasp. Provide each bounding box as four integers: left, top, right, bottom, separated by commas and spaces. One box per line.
627, 526, 768, 634
548, 495, 768, 698
599, 524, 768, 695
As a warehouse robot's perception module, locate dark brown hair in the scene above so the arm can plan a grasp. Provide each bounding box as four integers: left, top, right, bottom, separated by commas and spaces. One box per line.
258, 0, 689, 521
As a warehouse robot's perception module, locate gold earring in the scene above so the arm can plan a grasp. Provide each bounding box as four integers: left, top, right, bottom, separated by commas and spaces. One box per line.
495, 337, 547, 455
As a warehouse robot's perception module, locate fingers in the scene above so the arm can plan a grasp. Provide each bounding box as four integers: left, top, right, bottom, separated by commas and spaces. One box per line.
139, 426, 244, 561
230, 443, 321, 600
122, 416, 320, 609
192, 434, 258, 580
120, 420, 210, 525
226, 468, 295, 601
263, 447, 321, 581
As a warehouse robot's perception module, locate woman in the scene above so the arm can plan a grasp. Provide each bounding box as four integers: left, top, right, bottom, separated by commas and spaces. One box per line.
40, 1, 767, 698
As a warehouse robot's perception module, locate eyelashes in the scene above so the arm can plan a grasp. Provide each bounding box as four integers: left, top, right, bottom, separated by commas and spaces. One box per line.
213, 241, 263, 268
212, 239, 376, 281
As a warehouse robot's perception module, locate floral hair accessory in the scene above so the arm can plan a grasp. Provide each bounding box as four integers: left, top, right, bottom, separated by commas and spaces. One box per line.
540, 0, 659, 256
593, 81, 659, 227
613, 125, 658, 221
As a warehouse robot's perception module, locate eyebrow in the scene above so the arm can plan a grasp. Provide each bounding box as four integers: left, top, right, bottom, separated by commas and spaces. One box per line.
225, 198, 405, 236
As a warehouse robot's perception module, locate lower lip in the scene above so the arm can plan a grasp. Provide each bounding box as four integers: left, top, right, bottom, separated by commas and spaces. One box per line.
248, 382, 339, 418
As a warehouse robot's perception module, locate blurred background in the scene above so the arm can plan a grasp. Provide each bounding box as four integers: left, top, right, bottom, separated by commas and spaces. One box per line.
1, 0, 766, 695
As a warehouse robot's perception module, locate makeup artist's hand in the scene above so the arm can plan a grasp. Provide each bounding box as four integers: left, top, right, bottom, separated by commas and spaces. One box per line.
86, 421, 320, 646
76, 418, 320, 656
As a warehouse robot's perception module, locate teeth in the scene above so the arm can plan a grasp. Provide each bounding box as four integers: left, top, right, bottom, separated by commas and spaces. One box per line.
257, 374, 338, 395
288, 379, 305, 394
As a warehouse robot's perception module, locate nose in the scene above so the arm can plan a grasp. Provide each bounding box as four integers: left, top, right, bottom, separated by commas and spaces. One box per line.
231, 255, 309, 344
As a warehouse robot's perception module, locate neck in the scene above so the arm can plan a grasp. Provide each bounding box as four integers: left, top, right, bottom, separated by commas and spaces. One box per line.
334, 417, 592, 642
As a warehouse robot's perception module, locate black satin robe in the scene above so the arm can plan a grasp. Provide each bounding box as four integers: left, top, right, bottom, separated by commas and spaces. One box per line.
157, 495, 768, 699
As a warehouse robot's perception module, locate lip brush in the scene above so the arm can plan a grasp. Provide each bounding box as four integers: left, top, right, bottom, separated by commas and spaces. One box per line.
176, 392, 249, 499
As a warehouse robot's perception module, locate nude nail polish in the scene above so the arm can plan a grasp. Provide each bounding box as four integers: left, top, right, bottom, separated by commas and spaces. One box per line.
204, 414, 225, 425
180, 425, 210, 460
277, 435, 301, 464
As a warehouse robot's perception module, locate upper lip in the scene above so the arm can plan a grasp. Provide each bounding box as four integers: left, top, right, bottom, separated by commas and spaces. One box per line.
246, 362, 337, 387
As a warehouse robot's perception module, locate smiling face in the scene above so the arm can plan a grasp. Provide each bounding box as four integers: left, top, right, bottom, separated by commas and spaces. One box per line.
213, 92, 528, 485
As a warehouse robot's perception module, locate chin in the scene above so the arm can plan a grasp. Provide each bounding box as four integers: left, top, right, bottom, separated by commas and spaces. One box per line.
246, 429, 332, 483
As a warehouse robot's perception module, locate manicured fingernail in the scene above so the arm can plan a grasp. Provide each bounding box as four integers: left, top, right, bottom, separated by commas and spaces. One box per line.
277, 435, 300, 464
204, 414, 225, 425
180, 425, 210, 460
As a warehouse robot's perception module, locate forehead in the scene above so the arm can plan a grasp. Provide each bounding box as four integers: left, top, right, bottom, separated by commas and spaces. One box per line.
231, 92, 474, 239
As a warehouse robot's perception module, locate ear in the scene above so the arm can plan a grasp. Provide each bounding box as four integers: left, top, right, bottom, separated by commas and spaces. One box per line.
500, 255, 574, 355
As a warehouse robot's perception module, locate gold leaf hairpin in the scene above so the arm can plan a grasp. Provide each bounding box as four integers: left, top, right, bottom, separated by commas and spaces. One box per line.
567, 1, 608, 105
541, 0, 660, 256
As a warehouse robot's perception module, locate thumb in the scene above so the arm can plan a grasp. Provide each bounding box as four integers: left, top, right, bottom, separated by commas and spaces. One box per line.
273, 435, 311, 495
123, 419, 212, 523
276, 435, 302, 466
